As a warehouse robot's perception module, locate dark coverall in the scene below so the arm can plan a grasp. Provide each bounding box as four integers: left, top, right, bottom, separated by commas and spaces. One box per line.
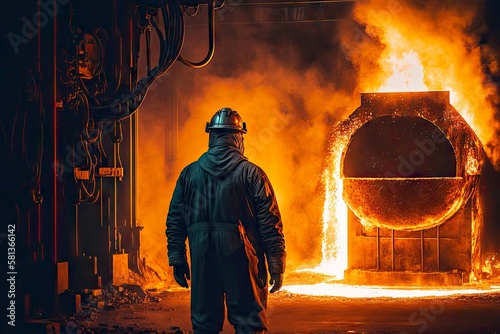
166, 132, 286, 334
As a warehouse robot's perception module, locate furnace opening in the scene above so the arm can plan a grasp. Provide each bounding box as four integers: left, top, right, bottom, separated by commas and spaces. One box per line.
343, 116, 456, 178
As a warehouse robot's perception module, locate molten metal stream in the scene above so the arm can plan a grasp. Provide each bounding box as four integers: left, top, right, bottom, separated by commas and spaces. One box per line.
283, 283, 500, 298
299, 127, 351, 278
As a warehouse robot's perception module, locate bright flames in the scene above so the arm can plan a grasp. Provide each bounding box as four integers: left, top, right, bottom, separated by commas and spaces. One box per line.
379, 51, 428, 92
293, 7, 497, 298
303, 51, 432, 280
308, 136, 349, 278
300, 117, 362, 279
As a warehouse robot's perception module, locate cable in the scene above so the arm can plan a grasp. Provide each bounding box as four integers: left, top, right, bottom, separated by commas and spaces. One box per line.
80, 78, 101, 106
184, 4, 199, 16
97, 37, 123, 102
9, 100, 21, 164
146, 28, 151, 73
35, 104, 44, 185
112, 121, 123, 143
225, 0, 355, 5
76, 93, 99, 143
178, 0, 216, 68
91, 0, 185, 120
97, 123, 107, 163
63, 171, 81, 206
117, 142, 123, 169
92, 29, 106, 79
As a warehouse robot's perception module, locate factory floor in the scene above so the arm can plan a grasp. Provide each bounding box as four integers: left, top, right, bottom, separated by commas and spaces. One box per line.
86, 287, 500, 334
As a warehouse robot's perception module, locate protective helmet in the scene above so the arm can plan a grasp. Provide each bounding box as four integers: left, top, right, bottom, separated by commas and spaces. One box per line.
205, 107, 247, 133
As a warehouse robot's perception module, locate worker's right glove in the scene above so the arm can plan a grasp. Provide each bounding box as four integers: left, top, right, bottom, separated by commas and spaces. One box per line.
173, 262, 190, 288
269, 273, 283, 293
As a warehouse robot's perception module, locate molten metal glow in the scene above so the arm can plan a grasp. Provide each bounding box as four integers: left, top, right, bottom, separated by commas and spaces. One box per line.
283, 283, 500, 298
310, 134, 349, 278
313, 157, 348, 277
482, 253, 500, 278
303, 122, 358, 278
307, 47, 436, 280
305, 20, 489, 291
379, 51, 428, 92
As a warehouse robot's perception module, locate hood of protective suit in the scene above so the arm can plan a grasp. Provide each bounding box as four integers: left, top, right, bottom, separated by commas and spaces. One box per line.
198, 132, 248, 178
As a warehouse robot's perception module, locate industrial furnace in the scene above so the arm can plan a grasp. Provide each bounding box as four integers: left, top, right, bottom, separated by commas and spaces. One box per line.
341, 91, 484, 285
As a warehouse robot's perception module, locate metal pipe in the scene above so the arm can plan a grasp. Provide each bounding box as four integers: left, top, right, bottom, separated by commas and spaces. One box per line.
146, 28, 151, 73
75, 204, 79, 257
113, 143, 118, 252
421, 230, 424, 272
184, 18, 345, 26
178, 1, 216, 68
391, 229, 395, 271
225, 0, 356, 5
376, 227, 380, 270
100, 178, 104, 227
52, 0, 58, 264
130, 109, 135, 228
437, 226, 440, 271
107, 196, 111, 251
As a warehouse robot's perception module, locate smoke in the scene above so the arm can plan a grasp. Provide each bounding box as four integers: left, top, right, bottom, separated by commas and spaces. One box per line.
339, 0, 500, 265
340, 0, 500, 165
137, 0, 500, 286
138, 17, 360, 284
175, 59, 358, 270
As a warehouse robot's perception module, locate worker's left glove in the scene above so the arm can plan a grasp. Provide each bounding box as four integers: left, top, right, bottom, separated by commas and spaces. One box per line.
173, 262, 190, 288
269, 273, 283, 293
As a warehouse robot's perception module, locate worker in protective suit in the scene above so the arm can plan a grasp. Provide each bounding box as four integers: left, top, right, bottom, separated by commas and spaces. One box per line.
166, 107, 286, 334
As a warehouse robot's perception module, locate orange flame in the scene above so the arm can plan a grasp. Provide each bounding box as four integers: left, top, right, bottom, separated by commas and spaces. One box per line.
308, 1, 499, 295
379, 50, 428, 92
135, 0, 499, 297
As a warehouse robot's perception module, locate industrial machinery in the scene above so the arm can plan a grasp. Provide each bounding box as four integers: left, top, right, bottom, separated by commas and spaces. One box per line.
2, 0, 222, 318
341, 91, 485, 285
2, 0, 499, 328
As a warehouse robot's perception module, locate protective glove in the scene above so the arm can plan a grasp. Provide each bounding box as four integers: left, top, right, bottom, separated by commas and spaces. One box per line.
173, 262, 190, 288
269, 273, 283, 293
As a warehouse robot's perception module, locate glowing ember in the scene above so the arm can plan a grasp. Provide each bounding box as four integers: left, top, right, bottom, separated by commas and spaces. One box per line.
466, 150, 480, 175
482, 253, 500, 278
379, 51, 428, 92
283, 283, 500, 298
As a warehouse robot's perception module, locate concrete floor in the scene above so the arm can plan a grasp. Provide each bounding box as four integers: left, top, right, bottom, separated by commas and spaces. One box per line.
87, 288, 500, 334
